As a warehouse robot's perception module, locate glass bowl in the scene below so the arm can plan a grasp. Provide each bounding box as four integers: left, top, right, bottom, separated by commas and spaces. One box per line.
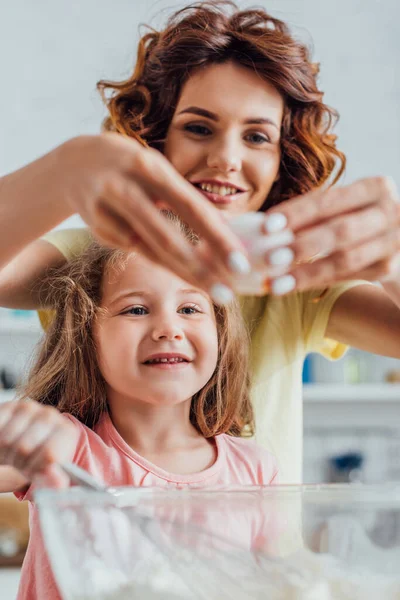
35, 484, 400, 599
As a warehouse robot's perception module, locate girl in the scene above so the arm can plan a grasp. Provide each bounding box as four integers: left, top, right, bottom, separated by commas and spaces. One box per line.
1, 1, 400, 484
0, 213, 278, 600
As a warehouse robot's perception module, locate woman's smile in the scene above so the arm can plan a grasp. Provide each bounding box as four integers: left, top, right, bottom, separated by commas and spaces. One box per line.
191, 179, 249, 206
165, 61, 283, 215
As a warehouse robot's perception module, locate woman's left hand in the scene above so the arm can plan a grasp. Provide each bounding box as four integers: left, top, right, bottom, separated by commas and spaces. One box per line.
263, 176, 400, 294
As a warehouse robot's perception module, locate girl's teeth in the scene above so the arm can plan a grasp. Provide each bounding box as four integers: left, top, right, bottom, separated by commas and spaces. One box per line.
149, 357, 185, 364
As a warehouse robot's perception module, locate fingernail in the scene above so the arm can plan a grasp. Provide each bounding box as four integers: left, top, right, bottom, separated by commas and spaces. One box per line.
249, 230, 294, 260
269, 247, 295, 267
384, 176, 398, 200
228, 250, 251, 274
231, 272, 266, 296
210, 283, 234, 305
264, 213, 288, 233
381, 253, 400, 282
228, 213, 265, 239
271, 275, 296, 295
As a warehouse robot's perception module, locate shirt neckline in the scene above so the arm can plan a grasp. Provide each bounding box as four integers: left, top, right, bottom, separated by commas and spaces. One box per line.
100, 412, 226, 484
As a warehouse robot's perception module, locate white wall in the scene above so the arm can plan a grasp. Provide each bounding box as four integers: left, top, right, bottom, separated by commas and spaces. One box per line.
1, 0, 399, 378
1, 0, 400, 489
1, 0, 399, 185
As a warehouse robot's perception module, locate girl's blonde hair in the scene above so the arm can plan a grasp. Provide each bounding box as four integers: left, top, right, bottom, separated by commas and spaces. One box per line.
19, 213, 254, 438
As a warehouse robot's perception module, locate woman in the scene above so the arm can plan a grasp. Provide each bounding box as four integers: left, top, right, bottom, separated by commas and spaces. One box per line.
1, 1, 400, 482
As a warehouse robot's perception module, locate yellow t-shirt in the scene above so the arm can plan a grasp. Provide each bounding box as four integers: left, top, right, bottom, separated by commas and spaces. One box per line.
40, 228, 365, 483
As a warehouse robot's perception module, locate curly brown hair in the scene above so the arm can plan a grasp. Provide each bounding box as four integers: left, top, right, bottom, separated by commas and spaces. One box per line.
19, 212, 254, 438
97, 0, 345, 210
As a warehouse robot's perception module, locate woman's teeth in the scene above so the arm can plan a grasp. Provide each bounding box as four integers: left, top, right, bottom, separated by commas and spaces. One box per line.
198, 183, 239, 196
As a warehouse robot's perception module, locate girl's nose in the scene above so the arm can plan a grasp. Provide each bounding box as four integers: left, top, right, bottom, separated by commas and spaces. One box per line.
151, 322, 184, 341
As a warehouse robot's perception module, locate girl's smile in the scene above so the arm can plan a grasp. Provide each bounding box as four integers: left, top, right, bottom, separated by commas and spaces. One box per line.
94, 253, 219, 408
142, 352, 193, 370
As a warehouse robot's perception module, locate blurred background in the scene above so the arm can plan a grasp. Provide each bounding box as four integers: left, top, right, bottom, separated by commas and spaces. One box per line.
1, 0, 400, 595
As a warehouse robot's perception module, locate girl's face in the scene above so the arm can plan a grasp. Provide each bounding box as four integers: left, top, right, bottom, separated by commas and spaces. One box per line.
164, 61, 284, 215
94, 254, 219, 408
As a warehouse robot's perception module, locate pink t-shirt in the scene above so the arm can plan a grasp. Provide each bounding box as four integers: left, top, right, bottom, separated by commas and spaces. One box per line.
15, 412, 278, 600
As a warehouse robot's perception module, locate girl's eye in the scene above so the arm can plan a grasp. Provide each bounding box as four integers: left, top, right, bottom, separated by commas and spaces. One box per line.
179, 305, 201, 315
184, 123, 211, 136
245, 132, 270, 145
123, 306, 148, 316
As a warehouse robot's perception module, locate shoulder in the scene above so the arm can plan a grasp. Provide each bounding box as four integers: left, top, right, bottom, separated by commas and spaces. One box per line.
240, 292, 304, 334
220, 435, 279, 484
222, 434, 276, 463
61, 413, 109, 463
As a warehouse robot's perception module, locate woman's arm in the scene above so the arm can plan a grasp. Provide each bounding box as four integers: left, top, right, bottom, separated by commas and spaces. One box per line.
0, 135, 246, 301
0, 240, 67, 309
262, 176, 400, 358
263, 176, 400, 293
0, 152, 72, 272
326, 283, 400, 358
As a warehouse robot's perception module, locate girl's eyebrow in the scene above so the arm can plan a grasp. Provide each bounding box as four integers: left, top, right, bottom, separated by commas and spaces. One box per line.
108, 288, 208, 307
107, 290, 148, 307
177, 106, 279, 130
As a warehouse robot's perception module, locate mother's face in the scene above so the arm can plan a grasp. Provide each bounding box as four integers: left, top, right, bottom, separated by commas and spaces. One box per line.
164, 61, 284, 215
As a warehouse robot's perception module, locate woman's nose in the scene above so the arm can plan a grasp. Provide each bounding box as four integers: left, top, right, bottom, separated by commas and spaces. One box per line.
206, 137, 242, 172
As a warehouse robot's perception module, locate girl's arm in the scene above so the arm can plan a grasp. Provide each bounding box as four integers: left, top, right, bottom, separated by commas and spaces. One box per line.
0, 400, 79, 493
0, 466, 29, 494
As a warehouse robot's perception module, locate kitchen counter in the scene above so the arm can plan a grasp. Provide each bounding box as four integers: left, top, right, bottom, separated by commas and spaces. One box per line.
0, 567, 21, 599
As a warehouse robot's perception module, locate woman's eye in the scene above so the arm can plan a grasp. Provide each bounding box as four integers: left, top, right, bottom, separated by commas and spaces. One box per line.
179, 305, 200, 315
184, 123, 211, 136
245, 132, 270, 145
123, 306, 148, 316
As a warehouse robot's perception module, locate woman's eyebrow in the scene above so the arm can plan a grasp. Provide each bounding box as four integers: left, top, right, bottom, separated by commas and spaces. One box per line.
177, 106, 279, 130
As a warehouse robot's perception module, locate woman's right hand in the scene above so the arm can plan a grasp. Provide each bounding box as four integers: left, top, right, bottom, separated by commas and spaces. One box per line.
0, 399, 77, 488
54, 134, 251, 303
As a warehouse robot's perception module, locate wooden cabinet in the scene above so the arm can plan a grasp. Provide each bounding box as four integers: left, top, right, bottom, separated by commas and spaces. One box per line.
0, 494, 29, 567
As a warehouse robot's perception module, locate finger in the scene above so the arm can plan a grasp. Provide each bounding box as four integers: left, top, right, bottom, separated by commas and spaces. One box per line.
283, 230, 400, 293
25, 424, 72, 481
34, 464, 70, 489
292, 204, 398, 264
264, 176, 399, 234
94, 200, 230, 300
341, 256, 400, 283
109, 176, 236, 282
0, 401, 40, 465
9, 408, 60, 474
95, 188, 206, 281
100, 182, 236, 303
131, 149, 251, 273
93, 201, 142, 249
0, 400, 18, 432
